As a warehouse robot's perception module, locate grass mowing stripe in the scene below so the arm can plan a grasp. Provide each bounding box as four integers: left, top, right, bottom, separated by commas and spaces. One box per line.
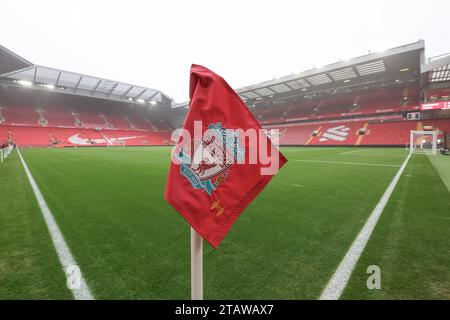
14, 147, 407, 299
319, 152, 412, 300
16, 147, 94, 300
339, 150, 368, 155
0, 150, 72, 299
341, 154, 450, 299
428, 154, 450, 192
290, 159, 401, 168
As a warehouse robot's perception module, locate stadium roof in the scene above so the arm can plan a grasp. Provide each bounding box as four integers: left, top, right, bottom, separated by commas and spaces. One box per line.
0, 45, 173, 106
0, 45, 33, 75
422, 53, 450, 84
173, 40, 425, 109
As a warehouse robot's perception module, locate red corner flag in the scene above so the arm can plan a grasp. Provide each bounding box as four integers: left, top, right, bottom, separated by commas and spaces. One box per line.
164, 65, 287, 248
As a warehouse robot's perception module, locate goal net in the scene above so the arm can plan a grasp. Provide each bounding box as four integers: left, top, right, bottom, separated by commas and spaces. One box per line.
108, 140, 126, 147
409, 130, 439, 155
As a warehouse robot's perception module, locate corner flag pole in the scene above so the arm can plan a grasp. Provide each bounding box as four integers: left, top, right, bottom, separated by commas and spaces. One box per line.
191, 227, 203, 300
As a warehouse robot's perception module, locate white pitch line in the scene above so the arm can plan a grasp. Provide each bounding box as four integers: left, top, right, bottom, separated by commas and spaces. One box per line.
339, 149, 368, 155
319, 152, 412, 300
347, 154, 407, 158
16, 147, 94, 300
290, 159, 401, 168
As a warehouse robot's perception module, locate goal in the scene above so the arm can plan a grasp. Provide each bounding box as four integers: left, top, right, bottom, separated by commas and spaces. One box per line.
108, 140, 126, 147
409, 130, 439, 155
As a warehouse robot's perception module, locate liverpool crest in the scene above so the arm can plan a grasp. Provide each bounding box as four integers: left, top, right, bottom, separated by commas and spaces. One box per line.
176, 123, 244, 195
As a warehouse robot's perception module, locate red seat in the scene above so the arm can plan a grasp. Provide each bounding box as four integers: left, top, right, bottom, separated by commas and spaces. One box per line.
264, 118, 450, 146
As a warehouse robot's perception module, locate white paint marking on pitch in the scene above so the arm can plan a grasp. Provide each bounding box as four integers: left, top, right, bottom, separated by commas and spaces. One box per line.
290, 159, 401, 168
319, 152, 412, 300
291, 184, 305, 188
349, 153, 406, 158
16, 147, 94, 300
339, 149, 368, 155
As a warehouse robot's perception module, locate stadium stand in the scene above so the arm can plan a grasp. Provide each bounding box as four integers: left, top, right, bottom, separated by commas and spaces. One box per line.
1, 41, 449, 149
265, 118, 450, 146
42, 106, 69, 126
232, 42, 450, 148
259, 86, 420, 124
75, 106, 107, 129
3, 105, 39, 126
0, 124, 172, 147
0, 101, 173, 147
1, 87, 446, 147
0, 92, 173, 147
104, 110, 131, 130
426, 88, 450, 101
361, 121, 417, 146
0, 44, 175, 147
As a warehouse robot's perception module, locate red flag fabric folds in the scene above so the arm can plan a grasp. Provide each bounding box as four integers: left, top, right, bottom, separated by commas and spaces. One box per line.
164, 64, 287, 248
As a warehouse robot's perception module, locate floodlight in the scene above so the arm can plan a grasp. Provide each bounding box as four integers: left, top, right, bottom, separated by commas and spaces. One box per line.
18, 80, 33, 87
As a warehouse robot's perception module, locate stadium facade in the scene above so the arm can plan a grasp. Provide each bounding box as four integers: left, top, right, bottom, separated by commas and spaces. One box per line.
1, 40, 449, 148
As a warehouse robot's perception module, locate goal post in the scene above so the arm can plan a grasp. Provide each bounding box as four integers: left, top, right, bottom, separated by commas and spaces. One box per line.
409, 130, 439, 155
1, 144, 14, 163
106, 140, 126, 147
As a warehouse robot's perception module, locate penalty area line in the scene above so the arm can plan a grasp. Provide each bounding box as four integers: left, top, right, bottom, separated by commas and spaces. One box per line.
339, 149, 368, 155
319, 152, 412, 300
290, 159, 400, 168
16, 147, 94, 300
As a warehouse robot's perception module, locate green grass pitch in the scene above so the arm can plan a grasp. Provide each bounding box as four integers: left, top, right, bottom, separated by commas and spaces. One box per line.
1, 146, 449, 299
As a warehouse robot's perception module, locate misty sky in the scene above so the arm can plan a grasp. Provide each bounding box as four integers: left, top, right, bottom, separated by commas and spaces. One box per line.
1, 0, 449, 102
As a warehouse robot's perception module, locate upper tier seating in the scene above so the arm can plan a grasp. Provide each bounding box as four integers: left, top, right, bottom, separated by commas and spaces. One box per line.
256, 86, 420, 124
0, 100, 170, 131
76, 107, 107, 128
101, 108, 131, 130
126, 114, 154, 131
3, 105, 39, 126
426, 89, 450, 101
44, 105, 76, 127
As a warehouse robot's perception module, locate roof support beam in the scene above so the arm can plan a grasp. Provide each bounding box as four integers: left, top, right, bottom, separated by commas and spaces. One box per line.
284, 83, 295, 90
0, 65, 34, 78
107, 83, 119, 97
134, 88, 147, 99
303, 78, 313, 86
55, 71, 61, 86
146, 90, 160, 102
33, 66, 38, 82
91, 79, 102, 94
122, 85, 134, 99
74, 75, 83, 92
